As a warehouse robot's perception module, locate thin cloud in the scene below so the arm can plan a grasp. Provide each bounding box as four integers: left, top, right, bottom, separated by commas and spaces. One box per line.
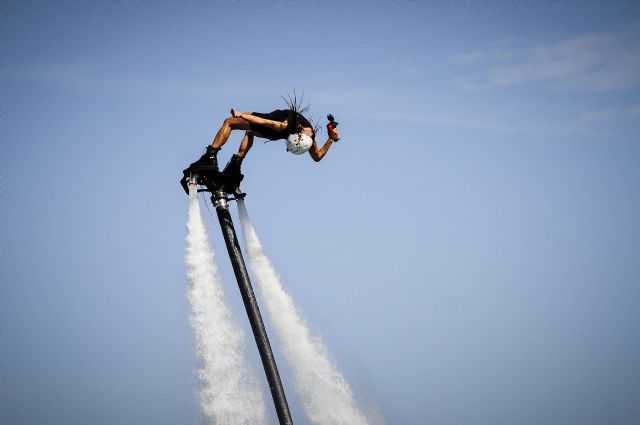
578, 108, 617, 124
576, 104, 640, 124
451, 26, 640, 93
629, 104, 640, 117
384, 111, 588, 136
10, 63, 285, 101
448, 37, 525, 65
12, 63, 392, 111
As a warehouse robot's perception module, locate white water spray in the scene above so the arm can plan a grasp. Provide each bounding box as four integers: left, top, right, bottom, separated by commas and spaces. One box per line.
185, 186, 267, 425
237, 201, 369, 425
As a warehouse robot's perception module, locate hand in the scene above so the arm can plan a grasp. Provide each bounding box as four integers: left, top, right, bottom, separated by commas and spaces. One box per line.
329, 127, 339, 141
231, 108, 242, 118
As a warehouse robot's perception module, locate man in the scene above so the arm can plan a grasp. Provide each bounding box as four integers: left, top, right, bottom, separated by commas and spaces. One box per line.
186, 107, 340, 178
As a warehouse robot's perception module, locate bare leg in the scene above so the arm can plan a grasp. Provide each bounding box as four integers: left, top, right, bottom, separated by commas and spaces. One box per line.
237, 131, 254, 158
230, 109, 287, 131
211, 117, 251, 149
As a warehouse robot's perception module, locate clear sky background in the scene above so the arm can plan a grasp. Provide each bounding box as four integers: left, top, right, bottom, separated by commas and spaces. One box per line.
2, 2, 640, 424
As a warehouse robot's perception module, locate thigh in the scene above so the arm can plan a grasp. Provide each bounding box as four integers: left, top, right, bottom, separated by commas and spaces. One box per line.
226, 117, 252, 130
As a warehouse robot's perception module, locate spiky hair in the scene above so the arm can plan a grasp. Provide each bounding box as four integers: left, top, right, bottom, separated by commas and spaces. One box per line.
282, 89, 321, 140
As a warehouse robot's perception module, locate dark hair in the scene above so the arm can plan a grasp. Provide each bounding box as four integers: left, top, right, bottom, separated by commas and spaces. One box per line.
282, 90, 321, 140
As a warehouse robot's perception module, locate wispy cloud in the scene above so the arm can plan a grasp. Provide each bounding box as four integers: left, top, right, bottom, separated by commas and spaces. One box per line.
629, 104, 640, 118
451, 25, 640, 93
577, 108, 617, 124
384, 110, 588, 136
11, 62, 394, 113
10, 63, 288, 101
577, 104, 640, 124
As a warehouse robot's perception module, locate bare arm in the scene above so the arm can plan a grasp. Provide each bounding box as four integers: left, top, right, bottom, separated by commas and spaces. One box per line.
309, 128, 339, 162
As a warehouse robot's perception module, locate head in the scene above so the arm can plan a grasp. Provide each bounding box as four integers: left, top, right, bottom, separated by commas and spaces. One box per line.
286, 133, 314, 155
282, 89, 320, 138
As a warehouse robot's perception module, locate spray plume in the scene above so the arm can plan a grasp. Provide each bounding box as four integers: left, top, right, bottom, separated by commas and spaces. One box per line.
185, 187, 267, 425
237, 200, 369, 425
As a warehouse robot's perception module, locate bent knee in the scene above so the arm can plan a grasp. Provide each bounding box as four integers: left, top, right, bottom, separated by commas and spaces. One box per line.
224, 117, 250, 130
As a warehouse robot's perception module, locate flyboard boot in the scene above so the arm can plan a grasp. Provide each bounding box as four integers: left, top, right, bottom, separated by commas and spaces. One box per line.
191, 145, 220, 172
180, 145, 219, 193
222, 154, 244, 176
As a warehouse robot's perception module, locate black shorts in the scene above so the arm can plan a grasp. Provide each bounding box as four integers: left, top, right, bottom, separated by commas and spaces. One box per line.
249, 110, 290, 141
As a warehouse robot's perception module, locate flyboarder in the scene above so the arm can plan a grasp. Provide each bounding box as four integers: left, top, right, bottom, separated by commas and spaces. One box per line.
182, 100, 340, 179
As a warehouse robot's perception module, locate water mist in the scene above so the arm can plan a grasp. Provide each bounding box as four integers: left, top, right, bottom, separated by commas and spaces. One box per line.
237, 200, 368, 425
185, 187, 267, 425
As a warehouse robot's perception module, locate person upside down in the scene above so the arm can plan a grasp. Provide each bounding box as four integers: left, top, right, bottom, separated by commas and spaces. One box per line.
182, 104, 340, 185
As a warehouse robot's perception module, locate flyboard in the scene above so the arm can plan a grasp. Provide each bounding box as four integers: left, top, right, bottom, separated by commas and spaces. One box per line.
181, 164, 293, 425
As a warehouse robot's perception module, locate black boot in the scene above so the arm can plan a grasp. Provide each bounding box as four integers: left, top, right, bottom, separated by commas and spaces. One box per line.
190, 145, 219, 172
222, 154, 244, 175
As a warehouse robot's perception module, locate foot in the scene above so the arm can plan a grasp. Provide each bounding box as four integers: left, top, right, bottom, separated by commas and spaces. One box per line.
222, 154, 243, 175
189, 145, 219, 172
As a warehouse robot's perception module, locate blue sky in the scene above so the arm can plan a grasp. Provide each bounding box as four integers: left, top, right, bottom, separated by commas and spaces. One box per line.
2, 2, 640, 424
